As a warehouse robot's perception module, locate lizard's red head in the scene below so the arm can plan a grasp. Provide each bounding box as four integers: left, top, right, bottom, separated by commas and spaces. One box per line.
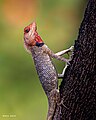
24, 22, 44, 47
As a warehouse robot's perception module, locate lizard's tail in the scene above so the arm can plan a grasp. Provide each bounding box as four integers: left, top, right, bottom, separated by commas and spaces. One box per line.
47, 89, 60, 120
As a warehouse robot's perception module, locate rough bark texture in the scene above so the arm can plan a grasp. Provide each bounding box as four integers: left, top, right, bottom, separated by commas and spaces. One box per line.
53, 0, 96, 120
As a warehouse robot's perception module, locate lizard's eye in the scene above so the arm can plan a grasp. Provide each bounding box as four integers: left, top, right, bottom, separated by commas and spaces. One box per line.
24, 28, 30, 33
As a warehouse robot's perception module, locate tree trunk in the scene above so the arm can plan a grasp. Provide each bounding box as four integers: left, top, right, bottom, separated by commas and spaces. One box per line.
53, 0, 96, 119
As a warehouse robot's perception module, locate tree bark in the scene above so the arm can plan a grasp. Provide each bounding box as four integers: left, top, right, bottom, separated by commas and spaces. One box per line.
53, 0, 96, 120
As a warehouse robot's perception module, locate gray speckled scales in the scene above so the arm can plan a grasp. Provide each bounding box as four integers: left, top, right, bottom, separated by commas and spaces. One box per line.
31, 46, 58, 97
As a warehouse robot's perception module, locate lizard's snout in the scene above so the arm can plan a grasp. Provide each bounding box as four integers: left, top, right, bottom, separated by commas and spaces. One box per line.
24, 22, 37, 34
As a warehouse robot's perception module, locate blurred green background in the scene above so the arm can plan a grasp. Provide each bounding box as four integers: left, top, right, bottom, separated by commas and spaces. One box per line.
0, 0, 86, 120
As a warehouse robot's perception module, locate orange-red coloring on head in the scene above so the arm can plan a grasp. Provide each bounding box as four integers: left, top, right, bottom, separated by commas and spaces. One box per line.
24, 22, 44, 47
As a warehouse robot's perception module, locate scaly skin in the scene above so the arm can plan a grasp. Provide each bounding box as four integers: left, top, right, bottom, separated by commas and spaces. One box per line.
31, 45, 58, 96
31, 45, 60, 120
24, 22, 73, 120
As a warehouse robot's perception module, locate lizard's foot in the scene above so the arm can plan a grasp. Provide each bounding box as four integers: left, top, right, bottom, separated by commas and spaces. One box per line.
66, 46, 74, 57
69, 46, 74, 52
58, 74, 64, 79
58, 64, 68, 79
58, 99, 68, 109
58, 99, 69, 116
66, 46, 74, 56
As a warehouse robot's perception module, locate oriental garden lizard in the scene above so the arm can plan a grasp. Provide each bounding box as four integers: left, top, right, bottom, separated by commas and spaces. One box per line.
24, 22, 73, 120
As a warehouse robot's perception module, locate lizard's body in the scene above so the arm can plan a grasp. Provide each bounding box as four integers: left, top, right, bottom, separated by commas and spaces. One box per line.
31, 45, 59, 120
31, 45, 58, 96
24, 22, 73, 120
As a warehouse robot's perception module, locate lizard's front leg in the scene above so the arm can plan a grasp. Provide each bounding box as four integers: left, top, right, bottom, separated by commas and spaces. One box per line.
55, 46, 74, 56
47, 89, 60, 120
47, 46, 74, 64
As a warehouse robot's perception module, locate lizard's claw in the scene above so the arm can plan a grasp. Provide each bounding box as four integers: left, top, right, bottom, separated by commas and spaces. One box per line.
69, 46, 74, 52
66, 46, 74, 57
67, 60, 70, 65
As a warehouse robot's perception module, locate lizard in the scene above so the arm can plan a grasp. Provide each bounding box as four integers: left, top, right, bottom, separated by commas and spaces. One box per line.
24, 22, 73, 120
